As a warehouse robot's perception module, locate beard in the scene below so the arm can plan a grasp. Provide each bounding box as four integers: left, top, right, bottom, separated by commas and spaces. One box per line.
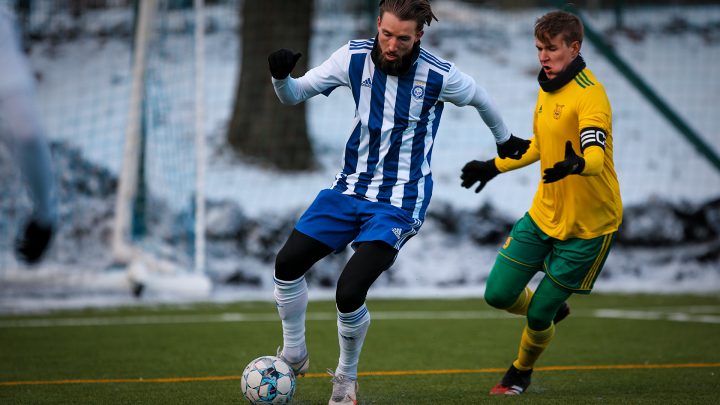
371, 37, 420, 76
376, 52, 411, 76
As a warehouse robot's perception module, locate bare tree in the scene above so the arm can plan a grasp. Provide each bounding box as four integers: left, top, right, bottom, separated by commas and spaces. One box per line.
226, 0, 314, 171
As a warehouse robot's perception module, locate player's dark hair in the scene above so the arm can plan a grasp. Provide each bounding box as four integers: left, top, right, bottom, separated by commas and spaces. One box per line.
379, 0, 438, 32
535, 10, 584, 46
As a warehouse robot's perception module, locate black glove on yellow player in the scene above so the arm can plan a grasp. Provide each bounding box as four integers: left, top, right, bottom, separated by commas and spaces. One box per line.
268, 49, 302, 80
543, 141, 585, 183
496, 134, 530, 160
461, 159, 501, 193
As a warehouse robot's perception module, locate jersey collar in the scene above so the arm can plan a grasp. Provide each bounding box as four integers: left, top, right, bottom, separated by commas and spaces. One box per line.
537, 55, 587, 92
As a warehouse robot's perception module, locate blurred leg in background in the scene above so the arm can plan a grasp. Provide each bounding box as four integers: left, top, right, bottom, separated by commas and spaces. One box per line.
0, 8, 57, 264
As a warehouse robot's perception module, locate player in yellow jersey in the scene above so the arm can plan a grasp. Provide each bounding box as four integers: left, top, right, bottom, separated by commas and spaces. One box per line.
460, 10, 622, 395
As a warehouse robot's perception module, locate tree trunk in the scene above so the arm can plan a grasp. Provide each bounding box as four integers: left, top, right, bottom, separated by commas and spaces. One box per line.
227, 0, 314, 171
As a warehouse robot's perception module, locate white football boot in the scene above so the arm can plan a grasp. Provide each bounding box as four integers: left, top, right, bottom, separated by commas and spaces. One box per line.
276, 346, 309, 377
327, 369, 358, 405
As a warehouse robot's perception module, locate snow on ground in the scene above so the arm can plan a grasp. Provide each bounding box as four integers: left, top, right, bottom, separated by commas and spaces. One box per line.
204, 2, 720, 215
1, 1, 719, 312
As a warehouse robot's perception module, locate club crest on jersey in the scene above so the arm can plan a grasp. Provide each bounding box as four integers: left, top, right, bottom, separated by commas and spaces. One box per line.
412, 81, 426, 100
553, 103, 565, 119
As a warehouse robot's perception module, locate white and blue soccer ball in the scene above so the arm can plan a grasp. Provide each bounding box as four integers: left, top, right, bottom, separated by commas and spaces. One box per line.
241, 355, 296, 404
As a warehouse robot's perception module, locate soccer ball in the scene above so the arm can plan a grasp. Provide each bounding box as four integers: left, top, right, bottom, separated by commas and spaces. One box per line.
241, 355, 296, 404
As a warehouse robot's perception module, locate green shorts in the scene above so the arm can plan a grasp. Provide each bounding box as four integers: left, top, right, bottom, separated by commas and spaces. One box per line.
496, 213, 616, 294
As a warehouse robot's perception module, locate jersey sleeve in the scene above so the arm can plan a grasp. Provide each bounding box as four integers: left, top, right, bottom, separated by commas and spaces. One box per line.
577, 85, 611, 151
439, 66, 475, 106
441, 66, 511, 143
494, 136, 540, 172
272, 44, 350, 105
580, 145, 604, 176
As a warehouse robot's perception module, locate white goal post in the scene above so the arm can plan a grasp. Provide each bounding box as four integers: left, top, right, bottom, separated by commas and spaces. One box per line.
112, 0, 157, 267
194, 0, 207, 276
112, 0, 209, 296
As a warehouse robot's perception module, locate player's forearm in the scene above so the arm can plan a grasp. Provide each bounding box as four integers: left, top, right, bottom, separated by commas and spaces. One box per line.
272, 76, 312, 105
494, 138, 540, 172
579, 145, 604, 176
470, 86, 510, 144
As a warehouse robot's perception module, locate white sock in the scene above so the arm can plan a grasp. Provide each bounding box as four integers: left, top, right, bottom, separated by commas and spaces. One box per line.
335, 304, 371, 380
274, 275, 308, 363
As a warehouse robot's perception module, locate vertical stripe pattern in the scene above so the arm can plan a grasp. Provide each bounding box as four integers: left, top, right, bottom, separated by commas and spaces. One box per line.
331, 39, 452, 220
349, 53, 367, 109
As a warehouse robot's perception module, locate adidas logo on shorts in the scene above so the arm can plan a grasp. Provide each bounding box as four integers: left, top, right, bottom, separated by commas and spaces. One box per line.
392, 227, 402, 238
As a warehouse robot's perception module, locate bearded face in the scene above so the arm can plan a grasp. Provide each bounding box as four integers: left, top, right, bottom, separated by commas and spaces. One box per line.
375, 47, 415, 76
375, 12, 423, 76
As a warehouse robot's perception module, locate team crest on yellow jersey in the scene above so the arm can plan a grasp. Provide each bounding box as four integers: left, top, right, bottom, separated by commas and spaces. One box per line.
553, 103, 565, 119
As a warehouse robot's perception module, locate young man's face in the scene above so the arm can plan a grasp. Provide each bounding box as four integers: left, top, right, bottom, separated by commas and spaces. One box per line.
376, 12, 423, 72
535, 34, 580, 80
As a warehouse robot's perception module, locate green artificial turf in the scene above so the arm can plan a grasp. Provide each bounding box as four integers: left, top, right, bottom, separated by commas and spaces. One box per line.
1, 293, 718, 404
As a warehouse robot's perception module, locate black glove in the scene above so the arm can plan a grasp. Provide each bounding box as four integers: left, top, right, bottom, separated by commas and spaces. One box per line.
15, 218, 54, 264
268, 49, 302, 80
497, 134, 531, 160
543, 141, 585, 183
461, 159, 501, 193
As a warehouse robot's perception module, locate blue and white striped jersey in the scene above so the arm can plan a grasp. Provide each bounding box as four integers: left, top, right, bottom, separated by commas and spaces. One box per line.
273, 38, 509, 219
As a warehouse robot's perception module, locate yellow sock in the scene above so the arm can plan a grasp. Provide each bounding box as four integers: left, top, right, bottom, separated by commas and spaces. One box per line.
505, 287, 534, 316
512, 323, 555, 371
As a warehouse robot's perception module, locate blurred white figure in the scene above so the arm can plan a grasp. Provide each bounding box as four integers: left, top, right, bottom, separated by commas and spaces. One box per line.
0, 7, 57, 264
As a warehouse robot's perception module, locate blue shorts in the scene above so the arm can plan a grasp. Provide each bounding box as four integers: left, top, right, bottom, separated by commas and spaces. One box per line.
295, 189, 423, 252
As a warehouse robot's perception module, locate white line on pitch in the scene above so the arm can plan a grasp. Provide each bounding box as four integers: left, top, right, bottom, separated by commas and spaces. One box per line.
0, 310, 514, 328
3, 306, 719, 328
594, 309, 720, 324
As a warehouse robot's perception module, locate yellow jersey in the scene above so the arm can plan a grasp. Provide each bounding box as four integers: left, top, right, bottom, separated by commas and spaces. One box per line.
497, 67, 622, 240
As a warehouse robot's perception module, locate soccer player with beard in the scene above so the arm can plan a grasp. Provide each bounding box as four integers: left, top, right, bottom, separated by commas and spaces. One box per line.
268, 0, 530, 403
460, 10, 622, 395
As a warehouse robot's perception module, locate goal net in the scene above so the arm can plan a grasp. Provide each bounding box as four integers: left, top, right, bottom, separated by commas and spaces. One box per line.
1, 1, 718, 305
0, 0, 220, 299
